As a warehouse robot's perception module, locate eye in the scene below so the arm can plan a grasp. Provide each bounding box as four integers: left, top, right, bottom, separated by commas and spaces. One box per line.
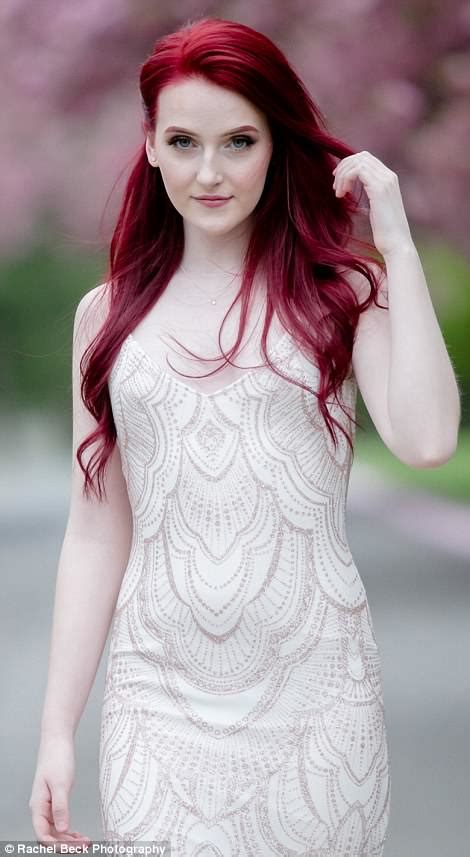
167, 135, 255, 152
229, 136, 255, 150
168, 135, 193, 150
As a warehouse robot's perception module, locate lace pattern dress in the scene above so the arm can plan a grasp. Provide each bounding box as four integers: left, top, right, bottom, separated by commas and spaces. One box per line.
99, 328, 391, 856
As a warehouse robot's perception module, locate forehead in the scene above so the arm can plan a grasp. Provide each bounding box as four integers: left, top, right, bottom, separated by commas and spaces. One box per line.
156, 77, 267, 129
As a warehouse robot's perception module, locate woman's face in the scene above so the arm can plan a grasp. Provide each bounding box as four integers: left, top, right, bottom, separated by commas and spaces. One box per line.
146, 76, 273, 236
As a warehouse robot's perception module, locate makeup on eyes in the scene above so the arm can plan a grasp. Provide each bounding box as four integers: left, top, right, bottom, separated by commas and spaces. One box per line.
167, 134, 256, 151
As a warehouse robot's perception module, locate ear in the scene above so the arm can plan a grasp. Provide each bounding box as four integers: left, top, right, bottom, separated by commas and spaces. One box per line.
145, 135, 158, 167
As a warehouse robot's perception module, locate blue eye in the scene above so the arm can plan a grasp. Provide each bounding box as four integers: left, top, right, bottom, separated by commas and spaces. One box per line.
169, 136, 192, 149
230, 136, 254, 150
168, 135, 255, 151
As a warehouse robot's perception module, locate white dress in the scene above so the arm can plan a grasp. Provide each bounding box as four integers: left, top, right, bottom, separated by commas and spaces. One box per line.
99, 326, 391, 856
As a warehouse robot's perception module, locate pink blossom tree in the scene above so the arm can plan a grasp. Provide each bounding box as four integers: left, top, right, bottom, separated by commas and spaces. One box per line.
0, 0, 469, 256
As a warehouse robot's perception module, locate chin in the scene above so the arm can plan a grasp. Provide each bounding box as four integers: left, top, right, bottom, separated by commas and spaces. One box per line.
192, 215, 240, 230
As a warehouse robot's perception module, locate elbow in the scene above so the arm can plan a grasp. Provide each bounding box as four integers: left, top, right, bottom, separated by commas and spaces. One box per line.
385, 410, 461, 469
405, 437, 459, 469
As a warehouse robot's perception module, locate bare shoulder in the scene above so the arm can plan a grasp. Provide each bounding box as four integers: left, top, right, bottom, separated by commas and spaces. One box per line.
70, 281, 112, 468
68, 279, 132, 541
73, 281, 111, 348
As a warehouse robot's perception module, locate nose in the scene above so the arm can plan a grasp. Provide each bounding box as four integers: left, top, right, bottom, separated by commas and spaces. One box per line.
196, 150, 223, 185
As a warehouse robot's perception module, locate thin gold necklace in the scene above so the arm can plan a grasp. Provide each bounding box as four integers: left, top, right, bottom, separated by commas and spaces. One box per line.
179, 264, 242, 305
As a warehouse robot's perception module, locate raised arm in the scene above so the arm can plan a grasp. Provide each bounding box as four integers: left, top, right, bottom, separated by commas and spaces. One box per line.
29, 283, 132, 845
332, 151, 461, 466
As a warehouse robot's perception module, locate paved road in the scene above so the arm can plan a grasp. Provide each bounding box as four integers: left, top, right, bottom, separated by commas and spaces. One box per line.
1, 447, 469, 856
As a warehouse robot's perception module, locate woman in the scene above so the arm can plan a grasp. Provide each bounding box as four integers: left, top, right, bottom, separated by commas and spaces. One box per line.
29, 16, 460, 856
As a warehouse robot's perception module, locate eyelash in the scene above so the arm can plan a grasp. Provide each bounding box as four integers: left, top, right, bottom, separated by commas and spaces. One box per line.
167, 135, 255, 152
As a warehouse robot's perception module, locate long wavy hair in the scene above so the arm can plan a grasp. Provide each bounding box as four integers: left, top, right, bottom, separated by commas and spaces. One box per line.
77, 16, 387, 501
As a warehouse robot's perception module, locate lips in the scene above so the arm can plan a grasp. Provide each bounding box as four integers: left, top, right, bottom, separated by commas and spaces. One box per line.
196, 196, 231, 200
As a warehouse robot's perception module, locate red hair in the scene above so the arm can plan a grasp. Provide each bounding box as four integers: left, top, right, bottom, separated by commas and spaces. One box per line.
78, 16, 386, 501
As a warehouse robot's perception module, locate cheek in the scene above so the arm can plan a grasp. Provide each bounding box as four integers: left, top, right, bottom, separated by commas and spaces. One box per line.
237, 157, 271, 191
160, 159, 192, 190
241, 148, 272, 186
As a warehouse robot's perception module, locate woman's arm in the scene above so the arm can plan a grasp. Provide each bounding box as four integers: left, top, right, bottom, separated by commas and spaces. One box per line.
332, 151, 461, 467
30, 284, 132, 842
349, 246, 461, 468
39, 462, 132, 740
41, 282, 132, 736
382, 243, 460, 461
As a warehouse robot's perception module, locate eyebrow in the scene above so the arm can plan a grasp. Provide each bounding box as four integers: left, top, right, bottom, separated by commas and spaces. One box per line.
163, 124, 260, 136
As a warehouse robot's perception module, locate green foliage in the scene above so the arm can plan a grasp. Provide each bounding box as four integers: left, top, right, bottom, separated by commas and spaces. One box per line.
0, 240, 105, 422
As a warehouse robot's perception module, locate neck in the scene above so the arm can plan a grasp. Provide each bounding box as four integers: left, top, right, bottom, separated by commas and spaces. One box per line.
180, 218, 253, 279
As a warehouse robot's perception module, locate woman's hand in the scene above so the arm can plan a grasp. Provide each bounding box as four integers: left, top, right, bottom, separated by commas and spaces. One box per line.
332, 150, 414, 257
29, 733, 92, 849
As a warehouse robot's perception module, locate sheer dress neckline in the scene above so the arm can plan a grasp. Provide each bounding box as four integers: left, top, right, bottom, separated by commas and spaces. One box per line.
125, 329, 292, 399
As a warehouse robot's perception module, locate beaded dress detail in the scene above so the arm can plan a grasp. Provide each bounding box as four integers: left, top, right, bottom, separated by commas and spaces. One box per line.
99, 328, 391, 856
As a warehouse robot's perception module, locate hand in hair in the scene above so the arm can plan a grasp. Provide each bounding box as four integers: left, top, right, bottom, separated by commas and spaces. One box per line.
332, 150, 414, 257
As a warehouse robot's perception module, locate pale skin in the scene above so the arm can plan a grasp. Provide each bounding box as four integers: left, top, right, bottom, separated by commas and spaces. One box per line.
332, 151, 460, 464
29, 76, 460, 846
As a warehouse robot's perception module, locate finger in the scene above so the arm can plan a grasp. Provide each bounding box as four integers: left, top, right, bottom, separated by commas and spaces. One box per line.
334, 164, 381, 197
333, 165, 360, 193
35, 828, 91, 848
32, 807, 56, 843
32, 805, 88, 847
51, 786, 69, 832
52, 828, 92, 844
332, 154, 355, 173
335, 160, 390, 188
333, 162, 367, 184
334, 172, 362, 197
63, 831, 93, 844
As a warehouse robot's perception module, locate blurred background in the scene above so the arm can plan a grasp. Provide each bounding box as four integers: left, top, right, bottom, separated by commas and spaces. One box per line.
1, 1, 469, 855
